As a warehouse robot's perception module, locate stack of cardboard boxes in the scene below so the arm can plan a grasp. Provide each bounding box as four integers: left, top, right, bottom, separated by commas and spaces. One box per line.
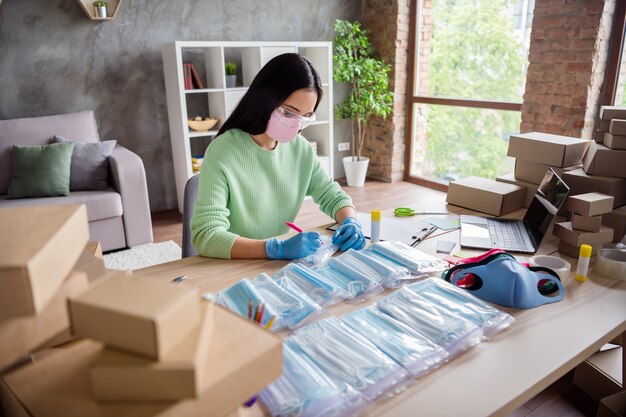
553, 193, 615, 257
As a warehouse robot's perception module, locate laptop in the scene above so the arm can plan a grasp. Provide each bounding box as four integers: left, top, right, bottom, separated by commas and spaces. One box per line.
459, 168, 570, 253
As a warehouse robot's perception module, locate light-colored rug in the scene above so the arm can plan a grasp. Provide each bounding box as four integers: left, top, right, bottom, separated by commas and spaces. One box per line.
103, 240, 182, 271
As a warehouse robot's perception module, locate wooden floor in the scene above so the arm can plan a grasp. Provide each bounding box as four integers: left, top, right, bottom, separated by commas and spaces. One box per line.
151, 179, 599, 417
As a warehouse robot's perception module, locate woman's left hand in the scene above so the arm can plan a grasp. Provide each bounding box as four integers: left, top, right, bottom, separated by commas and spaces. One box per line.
332, 217, 366, 251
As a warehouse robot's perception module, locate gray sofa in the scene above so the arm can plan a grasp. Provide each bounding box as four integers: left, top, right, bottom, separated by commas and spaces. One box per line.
0, 111, 153, 251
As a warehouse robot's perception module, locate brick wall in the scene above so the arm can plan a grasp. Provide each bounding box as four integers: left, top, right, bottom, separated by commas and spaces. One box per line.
360, 0, 411, 182
521, 0, 615, 138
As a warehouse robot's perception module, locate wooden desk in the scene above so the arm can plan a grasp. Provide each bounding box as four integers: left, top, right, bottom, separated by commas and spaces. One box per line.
136, 216, 626, 417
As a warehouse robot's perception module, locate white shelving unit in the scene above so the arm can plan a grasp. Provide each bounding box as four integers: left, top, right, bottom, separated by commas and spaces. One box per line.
162, 41, 334, 212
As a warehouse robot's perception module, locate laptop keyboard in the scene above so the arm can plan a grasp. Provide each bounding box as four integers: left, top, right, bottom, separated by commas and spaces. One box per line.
488, 219, 531, 251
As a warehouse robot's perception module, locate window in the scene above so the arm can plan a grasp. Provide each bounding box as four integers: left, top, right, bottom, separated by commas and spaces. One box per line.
603, 1, 626, 105
406, 0, 534, 187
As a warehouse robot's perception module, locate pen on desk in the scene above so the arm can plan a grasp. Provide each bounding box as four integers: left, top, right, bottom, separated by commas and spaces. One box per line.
258, 303, 265, 324
412, 226, 438, 247
285, 221, 304, 233
248, 300, 253, 320
265, 315, 276, 330
172, 275, 188, 283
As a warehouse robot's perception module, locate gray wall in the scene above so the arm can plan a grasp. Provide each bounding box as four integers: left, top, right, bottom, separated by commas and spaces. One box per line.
0, 0, 360, 211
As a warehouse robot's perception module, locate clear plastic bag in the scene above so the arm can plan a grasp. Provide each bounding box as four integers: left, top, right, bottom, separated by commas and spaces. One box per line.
260, 340, 370, 417
407, 278, 515, 338
377, 287, 483, 358
349, 248, 411, 288
272, 263, 345, 306
341, 305, 449, 377
329, 251, 385, 286
370, 241, 447, 276
314, 262, 383, 303
297, 235, 339, 265
290, 317, 411, 401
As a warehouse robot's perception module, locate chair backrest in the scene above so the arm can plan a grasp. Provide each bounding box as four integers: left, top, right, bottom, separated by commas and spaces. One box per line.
182, 174, 200, 258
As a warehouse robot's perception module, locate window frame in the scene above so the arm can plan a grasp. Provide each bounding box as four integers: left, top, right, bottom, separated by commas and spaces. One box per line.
601, 0, 626, 106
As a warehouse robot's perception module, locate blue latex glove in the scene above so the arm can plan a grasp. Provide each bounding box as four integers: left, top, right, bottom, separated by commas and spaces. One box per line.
332, 217, 366, 251
265, 232, 322, 260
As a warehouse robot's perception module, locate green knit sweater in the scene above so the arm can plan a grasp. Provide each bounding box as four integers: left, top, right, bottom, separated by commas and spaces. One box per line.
191, 128, 354, 259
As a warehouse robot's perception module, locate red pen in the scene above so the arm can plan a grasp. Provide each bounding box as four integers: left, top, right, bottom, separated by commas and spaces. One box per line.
285, 221, 304, 233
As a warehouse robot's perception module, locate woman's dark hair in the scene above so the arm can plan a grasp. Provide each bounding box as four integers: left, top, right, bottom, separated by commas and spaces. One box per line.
216, 53, 323, 137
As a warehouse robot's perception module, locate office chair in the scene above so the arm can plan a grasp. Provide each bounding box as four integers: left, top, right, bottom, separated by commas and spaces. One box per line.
182, 175, 200, 258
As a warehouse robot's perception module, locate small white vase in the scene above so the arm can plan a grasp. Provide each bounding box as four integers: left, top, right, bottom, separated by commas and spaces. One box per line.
342, 156, 369, 187
225, 75, 237, 88
95, 6, 107, 17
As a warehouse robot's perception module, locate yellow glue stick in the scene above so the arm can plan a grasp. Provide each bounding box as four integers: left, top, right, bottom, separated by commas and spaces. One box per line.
371, 210, 381, 243
575, 244, 592, 282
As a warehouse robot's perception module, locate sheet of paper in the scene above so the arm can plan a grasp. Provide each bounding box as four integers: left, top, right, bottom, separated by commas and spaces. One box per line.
328, 212, 432, 245
424, 216, 460, 231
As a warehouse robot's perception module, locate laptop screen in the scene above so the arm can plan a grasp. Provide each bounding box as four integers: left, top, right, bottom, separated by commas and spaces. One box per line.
523, 168, 570, 241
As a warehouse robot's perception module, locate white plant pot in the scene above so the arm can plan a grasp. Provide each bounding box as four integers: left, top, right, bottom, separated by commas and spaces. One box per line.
225, 75, 237, 88
342, 156, 369, 187
95, 5, 107, 17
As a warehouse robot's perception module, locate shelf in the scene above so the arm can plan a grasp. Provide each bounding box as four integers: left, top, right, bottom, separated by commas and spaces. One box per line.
185, 88, 224, 94
189, 130, 219, 138
77, 0, 123, 20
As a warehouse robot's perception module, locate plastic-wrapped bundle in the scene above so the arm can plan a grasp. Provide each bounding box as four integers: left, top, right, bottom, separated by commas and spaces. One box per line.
214, 277, 321, 331
329, 251, 384, 286
313, 262, 383, 303
370, 241, 447, 276
407, 278, 515, 338
377, 287, 483, 358
260, 341, 370, 417
272, 263, 345, 306
290, 317, 411, 401
297, 235, 339, 265
349, 249, 411, 288
341, 305, 449, 377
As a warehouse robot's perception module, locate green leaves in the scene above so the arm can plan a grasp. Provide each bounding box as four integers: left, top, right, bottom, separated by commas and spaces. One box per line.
333, 19, 393, 159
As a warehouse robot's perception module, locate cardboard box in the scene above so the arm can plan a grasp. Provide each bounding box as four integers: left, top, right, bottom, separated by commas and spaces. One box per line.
573, 346, 622, 403
507, 132, 591, 167
600, 105, 626, 120
603, 205, 626, 243
597, 390, 626, 417
558, 240, 601, 258
600, 119, 611, 131
513, 159, 580, 185
496, 173, 539, 208
91, 301, 214, 401
553, 222, 614, 246
566, 192, 615, 216
0, 205, 89, 319
609, 118, 626, 136
68, 272, 200, 359
571, 214, 602, 232
583, 142, 626, 178
0, 304, 282, 417
596, 129, 607, 144
604, 132, 626, 150
73, 249, 107, 283
562, 169, 626, 208
0, 270, 88, 372
85, 241, 103, 258
447, 176, 525, 216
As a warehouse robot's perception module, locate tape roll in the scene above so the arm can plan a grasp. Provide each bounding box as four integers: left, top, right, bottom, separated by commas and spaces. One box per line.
595, 244, 626, 281
529, 255, 571, 284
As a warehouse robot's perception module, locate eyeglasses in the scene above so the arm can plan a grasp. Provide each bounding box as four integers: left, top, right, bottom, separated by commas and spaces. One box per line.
276, 106, 316, 129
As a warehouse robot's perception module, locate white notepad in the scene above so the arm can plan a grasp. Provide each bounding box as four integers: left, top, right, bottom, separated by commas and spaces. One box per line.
328, 212, 431, 245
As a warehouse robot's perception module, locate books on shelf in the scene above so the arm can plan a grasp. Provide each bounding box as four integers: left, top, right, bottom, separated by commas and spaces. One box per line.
183, 64, 192, 90
183, 63, 204, 90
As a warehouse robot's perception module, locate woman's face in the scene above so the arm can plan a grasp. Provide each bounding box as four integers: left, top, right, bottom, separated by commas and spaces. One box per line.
281, 88, 317, 117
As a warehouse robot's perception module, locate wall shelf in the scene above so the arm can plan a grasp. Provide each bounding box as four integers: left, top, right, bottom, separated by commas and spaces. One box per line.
77, 0, 123, 20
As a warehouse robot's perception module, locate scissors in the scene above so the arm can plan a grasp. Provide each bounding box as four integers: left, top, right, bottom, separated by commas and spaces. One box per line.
394, 207, 449, 217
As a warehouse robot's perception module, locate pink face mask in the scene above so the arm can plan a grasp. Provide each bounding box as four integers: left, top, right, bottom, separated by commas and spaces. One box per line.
265, 107, 316, 143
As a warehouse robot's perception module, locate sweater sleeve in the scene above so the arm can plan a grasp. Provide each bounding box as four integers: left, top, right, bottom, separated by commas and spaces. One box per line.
306, 147, 355, 220
190, 153, 239, 259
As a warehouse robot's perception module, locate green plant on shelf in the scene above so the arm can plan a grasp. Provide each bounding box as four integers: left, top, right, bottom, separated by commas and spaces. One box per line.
225, 62, 237, 76
92, 1, 108, 6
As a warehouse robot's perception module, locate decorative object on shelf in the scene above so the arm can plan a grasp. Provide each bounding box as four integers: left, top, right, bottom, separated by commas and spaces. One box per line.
92, 0, 107, 17
225, 62, 237, 88
187, 116, 219, 132
333, 20, 393, 187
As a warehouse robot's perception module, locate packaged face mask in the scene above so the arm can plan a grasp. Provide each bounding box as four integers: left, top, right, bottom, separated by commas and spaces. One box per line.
272, 263, 345, 306
297, 235, 339, 265
443, 252, 565, 309
314, 262, 383, 303
349, 249, 411, 288
290, 317, 411, 401
377, 287, 483, 358
407, 278, 515, 338
260, 341, 369, 417
341, 305, 449, 377
370, 241, 447, 276
329, 251, 384, 286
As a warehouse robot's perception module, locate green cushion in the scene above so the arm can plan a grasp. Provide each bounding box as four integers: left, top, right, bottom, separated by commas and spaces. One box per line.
7, 142, 75, 199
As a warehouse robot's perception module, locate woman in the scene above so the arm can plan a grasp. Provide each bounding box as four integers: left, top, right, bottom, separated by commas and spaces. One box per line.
191, 53, 365, 260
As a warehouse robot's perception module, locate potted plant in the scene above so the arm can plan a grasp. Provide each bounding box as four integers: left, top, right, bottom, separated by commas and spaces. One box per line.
225, 62, 237, 88
92, 0, 108, 17
333, 20, 393, 187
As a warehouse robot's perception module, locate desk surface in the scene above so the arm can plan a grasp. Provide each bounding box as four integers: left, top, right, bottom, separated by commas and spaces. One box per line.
136, 210, 626, 417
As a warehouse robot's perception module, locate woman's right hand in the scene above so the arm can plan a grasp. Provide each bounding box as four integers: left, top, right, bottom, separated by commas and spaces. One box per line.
265, 232, 322, 260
